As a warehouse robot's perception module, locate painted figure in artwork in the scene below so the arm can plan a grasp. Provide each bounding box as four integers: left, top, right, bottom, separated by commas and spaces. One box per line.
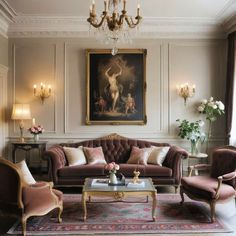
105, 62, 123, 112
125, 93, 135, 114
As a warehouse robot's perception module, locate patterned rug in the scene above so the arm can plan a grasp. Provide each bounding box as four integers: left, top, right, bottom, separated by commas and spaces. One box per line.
8, 194, 232, 235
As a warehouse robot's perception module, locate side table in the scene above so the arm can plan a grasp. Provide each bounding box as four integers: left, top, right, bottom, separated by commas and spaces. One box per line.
11, 141, 47, 173
188, 152, 208, 175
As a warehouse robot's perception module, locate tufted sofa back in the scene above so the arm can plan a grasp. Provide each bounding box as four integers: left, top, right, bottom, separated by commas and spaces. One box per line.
60, 138, 170, 164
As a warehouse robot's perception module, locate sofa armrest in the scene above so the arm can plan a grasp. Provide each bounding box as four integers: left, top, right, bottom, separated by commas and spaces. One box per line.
163, 146, 188, 184
44, 145, 67, 184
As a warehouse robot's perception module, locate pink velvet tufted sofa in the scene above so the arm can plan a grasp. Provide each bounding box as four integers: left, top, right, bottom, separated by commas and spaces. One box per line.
44, 134, 188, 191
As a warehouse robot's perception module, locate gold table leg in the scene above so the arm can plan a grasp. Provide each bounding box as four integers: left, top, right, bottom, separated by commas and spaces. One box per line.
151, 191, 157, 221
82, 192, 87, 221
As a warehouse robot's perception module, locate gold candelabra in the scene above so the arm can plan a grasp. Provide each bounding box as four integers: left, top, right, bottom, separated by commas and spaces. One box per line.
33, 83, 52, 104
177, 83, 196, 105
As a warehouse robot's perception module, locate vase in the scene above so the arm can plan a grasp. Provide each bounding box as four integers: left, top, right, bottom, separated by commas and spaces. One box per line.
190, 140, 199, 155
109, 172, 117, 184
33, 134, 39, 142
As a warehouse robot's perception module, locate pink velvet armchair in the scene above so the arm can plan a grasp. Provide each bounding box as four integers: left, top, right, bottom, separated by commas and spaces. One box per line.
0, 158, 63, 236
180, 146, 236, 222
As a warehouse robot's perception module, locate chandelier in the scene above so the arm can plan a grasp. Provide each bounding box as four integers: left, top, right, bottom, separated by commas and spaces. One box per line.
87, 0, 142, 55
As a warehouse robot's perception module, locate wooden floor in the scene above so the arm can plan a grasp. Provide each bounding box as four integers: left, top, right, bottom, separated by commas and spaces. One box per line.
1, 174, 236, 236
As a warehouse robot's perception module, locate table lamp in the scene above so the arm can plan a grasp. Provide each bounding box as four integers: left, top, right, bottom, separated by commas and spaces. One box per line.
11, 104, 31, 142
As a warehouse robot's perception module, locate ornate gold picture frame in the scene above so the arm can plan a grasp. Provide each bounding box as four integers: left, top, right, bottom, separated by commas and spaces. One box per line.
86, 49, 147, 125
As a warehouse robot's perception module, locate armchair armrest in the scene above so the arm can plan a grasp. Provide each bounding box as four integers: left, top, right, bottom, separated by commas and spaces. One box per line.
222, 171, 236, 181
214, 172, 236, 199
30, 181, 54, 189
163, 146, 188, 185
44, 145, 67, 184
188, 164, 211, 177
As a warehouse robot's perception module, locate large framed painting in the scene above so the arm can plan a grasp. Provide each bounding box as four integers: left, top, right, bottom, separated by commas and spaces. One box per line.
86, 49, 147, 125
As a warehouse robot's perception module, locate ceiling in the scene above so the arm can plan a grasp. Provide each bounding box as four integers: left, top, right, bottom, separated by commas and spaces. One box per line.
0, 0, 236, 38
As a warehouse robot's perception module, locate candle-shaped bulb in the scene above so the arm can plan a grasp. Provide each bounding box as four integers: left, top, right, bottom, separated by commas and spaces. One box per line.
33, 84, 37, 94
32, 118, 35, 126
48, 85, 51, 94
40, 82, 43, 89
89, 5, 92, 13
137, 3, 140, 16
92, 0, 95, 13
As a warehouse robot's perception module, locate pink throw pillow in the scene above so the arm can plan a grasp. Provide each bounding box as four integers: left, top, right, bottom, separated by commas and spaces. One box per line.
127, 146, 153, 165
83, 147, 107, 165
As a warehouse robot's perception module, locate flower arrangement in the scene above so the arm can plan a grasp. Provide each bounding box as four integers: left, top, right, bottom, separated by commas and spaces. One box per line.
176, 119, 205, 142
28, 125, 45, 135
197, 97, 225, 122
105, 162, 120, 174
176, 119, 205, 154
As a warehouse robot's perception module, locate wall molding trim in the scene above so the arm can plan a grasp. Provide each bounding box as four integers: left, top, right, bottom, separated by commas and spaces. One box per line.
0, 63, 8, 156
6, 15, 227, 39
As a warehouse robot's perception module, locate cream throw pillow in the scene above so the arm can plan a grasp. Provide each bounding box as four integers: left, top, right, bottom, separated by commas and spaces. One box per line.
147, 146, 170, 166
63, 146, 87, 166
15, 160, 36, 185
83, 147, 107, 165
127, 146, 153, 165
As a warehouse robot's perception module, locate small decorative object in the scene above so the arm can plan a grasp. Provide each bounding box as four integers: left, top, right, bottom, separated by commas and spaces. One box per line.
176, 83, 196, 105
197, 97, 225, 151
28, 124, 45, 142
176, 119, 205, 155
133, 170, 141, 184
33, 82, 52, 104
105, 162, 120, 185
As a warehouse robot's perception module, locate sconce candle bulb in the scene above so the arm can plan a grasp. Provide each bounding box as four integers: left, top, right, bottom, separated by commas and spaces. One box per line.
177, 83, 196, 105
33, 82, 52, 104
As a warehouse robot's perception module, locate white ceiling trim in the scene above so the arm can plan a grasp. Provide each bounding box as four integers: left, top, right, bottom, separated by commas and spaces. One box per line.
7, 15, 227, 39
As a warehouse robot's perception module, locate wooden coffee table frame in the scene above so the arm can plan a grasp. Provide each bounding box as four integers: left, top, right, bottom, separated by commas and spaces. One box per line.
82, 178, 157, 222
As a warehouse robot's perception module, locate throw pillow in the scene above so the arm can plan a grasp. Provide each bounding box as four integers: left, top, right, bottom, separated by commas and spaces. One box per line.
83, 147, 107, 165
127, 146, 153, 165
15, 160, 36, 185
147, 146, 170, 166
63, 146, 87, 166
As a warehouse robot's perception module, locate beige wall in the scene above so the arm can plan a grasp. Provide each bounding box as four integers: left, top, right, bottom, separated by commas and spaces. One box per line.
7, 38, 227, 164
0, 35, 8, 67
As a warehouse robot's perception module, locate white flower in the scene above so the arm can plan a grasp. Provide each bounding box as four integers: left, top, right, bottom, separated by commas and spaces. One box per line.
208, 102, 214, 108
198, 120, 204, 127
218, 101, 225, 110
209, 97, 214, 102
201, 99, 207, 104
212, 104, 217, 109
198, 106, 204, 112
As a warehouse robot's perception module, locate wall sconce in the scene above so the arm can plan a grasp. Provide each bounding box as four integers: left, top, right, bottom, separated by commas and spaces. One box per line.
33, 82, 52, 104
11, 104, 31, 143
177, 83, 196, 105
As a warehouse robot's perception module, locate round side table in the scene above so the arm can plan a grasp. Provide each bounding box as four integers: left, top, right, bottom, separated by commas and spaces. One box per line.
188, 152, 208, 175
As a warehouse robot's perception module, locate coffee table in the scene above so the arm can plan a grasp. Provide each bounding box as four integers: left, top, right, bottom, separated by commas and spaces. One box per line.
82, 178, 157, 221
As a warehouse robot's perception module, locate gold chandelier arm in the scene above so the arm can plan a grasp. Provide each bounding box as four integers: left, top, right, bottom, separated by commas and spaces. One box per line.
125, 15, 142, 28
87, 12, 108, 28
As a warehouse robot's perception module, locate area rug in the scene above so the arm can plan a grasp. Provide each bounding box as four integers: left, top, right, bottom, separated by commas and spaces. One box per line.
8, 194, 232, 235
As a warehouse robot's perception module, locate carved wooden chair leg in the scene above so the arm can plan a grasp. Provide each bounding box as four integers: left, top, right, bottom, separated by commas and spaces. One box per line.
21, 216, 27, 236
180, 187, 184, 204
58, 206, 63, 223
210, 201, 216, 223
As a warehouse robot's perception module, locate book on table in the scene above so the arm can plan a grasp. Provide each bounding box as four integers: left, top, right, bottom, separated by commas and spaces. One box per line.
91, 179, 109, 187
127, 180, 145, 188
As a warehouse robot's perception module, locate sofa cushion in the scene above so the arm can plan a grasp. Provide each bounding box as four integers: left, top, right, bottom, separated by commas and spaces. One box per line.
83, 147, 107, 165
144, 165, 172, 177
127, 146, 153, 165
58, 164, 106, 177
63, 146, 87, 166
147, 146, 170, 166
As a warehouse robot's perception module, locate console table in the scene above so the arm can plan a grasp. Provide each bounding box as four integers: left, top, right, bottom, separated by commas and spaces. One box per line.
11, 141, 47, 172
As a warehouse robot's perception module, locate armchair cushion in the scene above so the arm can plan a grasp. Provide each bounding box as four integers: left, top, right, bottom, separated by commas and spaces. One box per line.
181, 176, 236, 201
15, 160, 36, 185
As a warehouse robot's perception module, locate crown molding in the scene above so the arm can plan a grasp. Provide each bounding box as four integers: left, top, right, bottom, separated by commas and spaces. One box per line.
7, 15, 227, 39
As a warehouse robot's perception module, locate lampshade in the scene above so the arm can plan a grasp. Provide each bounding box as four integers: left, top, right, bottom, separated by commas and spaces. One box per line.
11, 104, 31, 120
